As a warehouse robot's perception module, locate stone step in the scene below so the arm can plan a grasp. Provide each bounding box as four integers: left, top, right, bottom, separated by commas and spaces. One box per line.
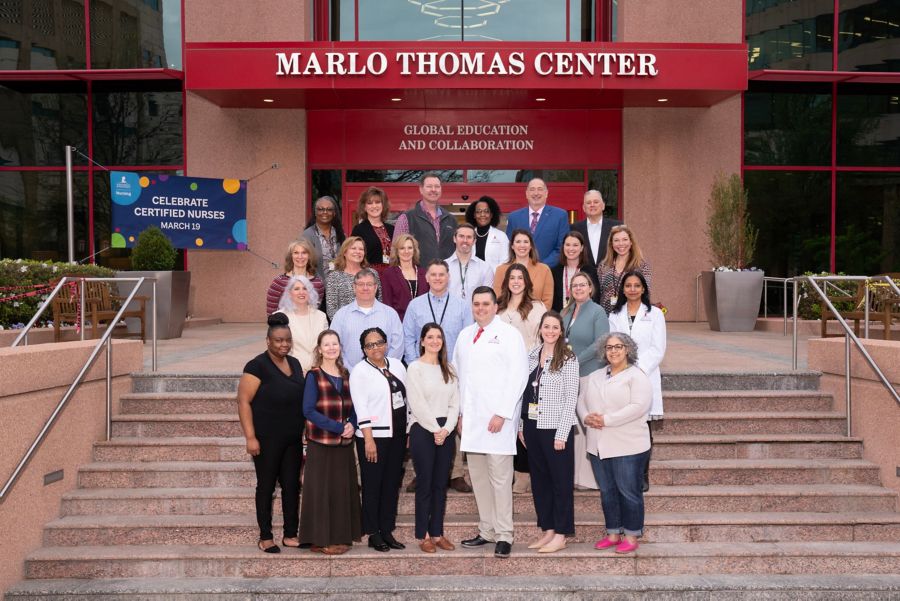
41, 512, 900, 547
111, 414, 241, 438
110, 412, 848, 439
116, 390, 837, 417
119, 393, 237, 415
93, 438, 247, 462
661, 371, 821, 392
651, 434, 863, 460
655, 412, 846, 436
8, 574, 900, 600
92, 434, 863, 463
23, 541, 900, 579
75, 459, 883, 489
58, 484, 900, 518
661, 390, 834, 413
131, 373, 241, 394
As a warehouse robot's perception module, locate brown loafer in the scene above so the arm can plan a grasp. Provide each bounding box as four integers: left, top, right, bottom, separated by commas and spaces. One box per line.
433, 537, 455, 551
419, 538, 437, 553
323, 544, 349, 555
449, 477, 472, 493
309, 545, 325, 554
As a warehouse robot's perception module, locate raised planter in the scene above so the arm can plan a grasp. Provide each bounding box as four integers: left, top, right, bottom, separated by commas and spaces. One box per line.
701, 270, 764, 332
116, 271, 191, 340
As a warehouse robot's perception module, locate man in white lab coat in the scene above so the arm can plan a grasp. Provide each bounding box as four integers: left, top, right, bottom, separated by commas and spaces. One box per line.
453, 285, 529, 558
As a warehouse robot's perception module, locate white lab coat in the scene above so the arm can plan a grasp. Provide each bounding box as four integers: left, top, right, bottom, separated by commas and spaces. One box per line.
481, 226, 509, 272
452, 316, 529, 455
609, 304, 667, 417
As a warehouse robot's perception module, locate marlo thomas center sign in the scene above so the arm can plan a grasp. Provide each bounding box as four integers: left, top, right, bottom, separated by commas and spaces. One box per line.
276, 50, 659, 78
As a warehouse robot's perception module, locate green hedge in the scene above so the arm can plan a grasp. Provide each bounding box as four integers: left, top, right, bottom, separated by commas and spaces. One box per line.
796, 272, 858, 320
0, 259, 115, 329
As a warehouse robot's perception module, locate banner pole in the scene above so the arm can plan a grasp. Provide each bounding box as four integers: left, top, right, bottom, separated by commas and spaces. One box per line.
65, 145, 75, 263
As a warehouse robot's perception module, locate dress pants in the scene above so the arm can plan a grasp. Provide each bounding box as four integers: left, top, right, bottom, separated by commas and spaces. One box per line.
252, 434, 302, 541
467, 452, 514, 543
409, 419, 455, 539
523, 420, 575, 534
356, 432, 407, 536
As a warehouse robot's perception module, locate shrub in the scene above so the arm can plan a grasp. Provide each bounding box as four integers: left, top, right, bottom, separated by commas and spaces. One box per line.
706, 173, 758, 270
131, 226, 177, 271
0, 259, 115, 328
796, 272, 857, 320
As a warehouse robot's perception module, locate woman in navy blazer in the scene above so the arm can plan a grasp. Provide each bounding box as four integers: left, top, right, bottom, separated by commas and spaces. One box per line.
381, 234, 427, 322
351, 187, 394, 277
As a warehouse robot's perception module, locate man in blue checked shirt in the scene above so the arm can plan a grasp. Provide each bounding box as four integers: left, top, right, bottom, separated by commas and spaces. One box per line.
331, 268, 404, 370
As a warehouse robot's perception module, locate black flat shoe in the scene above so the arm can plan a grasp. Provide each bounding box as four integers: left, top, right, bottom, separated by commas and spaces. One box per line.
368, 534, 390, 552
383, 533, 405, 550
461, 534, 492, 548
258, 540, 280, 554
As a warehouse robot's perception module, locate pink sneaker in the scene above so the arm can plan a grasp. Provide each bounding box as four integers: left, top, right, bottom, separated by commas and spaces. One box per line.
614, 539, 639, 554
593, 537, 620, 550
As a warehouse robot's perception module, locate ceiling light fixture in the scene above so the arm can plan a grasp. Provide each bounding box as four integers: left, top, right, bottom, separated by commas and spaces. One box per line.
535, 97, 546, 102
263, 99, 275, 103
657, 98, 669, 103
391, 97, 402, 102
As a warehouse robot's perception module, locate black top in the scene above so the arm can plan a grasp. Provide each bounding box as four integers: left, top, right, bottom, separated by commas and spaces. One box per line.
474, 225, 490, 261
351, 219, 395, 267
521, 366, 540, 420
243, 352, 305, 439
550, 263, 601, 311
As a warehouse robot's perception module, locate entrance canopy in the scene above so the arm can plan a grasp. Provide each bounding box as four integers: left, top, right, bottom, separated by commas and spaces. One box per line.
185, 41, 747, 109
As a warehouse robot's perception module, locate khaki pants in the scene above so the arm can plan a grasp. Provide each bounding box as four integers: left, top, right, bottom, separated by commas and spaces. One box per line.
451, 444, 467, 480
467, 452, 514, 543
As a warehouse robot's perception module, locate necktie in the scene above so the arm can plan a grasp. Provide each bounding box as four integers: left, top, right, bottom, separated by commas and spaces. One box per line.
529, 211, 539, 233
472, 327, 484, 344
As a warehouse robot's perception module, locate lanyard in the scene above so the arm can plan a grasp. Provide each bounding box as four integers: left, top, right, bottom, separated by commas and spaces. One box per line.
457, 259, 470, 298
427, 293, 450, 325
565, 304, 579, 340
563, 266, 571, 304
366, 358, 399, 390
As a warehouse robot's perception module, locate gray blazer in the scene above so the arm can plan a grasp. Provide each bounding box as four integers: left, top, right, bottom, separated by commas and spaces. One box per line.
302, 225, 341, 280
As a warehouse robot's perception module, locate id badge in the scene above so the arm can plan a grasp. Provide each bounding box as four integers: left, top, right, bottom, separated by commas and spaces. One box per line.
392, 390, 405, 410
528, 402, 539, 420
382, 254, 391, 265
327, 260, 335, 272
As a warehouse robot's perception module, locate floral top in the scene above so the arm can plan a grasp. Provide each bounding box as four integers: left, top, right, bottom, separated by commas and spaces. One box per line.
597, 259, 652, 315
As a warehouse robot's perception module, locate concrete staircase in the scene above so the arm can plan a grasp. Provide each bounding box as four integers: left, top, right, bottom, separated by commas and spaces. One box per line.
6, 371, 900, 600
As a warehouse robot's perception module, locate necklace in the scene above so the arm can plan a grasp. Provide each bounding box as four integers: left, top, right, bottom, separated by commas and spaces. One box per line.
475, 227, 489, 238
406, 277, 418, 298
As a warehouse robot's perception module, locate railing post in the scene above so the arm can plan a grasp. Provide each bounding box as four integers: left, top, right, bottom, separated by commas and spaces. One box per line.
65, 145, 75, 264
845, 334, 852, 437
106, 337, 112, 442
764, 279, 769, 319
783, 279, 788, 336
151, 279, 158, 372
863, 279, 870, 339
792, 277, 799, 370
79, 278, 85, 341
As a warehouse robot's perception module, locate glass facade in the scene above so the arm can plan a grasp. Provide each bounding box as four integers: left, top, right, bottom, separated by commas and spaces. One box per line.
329, 0, 612, 41
745, 1, 900, 276
0, 1, 184, 266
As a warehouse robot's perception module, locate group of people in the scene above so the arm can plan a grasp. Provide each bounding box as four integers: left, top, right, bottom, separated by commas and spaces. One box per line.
242, 172, 667, 557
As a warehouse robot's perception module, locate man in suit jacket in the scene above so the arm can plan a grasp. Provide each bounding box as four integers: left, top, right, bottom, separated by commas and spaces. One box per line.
505, 178, 570, 266
570, 189, 622, 273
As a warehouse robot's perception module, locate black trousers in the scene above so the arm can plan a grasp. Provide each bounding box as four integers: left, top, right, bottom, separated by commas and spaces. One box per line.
252, 434, 302, 540
523, 419, 575, 535
409, 419, 455, 539
356, 431, 407, 536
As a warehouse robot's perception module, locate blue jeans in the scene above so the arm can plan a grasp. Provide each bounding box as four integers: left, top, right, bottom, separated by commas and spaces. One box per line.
588, 450, 650, 537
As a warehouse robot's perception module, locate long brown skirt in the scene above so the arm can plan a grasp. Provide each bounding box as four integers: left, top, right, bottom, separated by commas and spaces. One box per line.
300, 441, 362, 547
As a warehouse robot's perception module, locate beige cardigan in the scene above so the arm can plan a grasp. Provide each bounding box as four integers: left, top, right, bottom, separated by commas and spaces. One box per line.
576, 364, 652, 459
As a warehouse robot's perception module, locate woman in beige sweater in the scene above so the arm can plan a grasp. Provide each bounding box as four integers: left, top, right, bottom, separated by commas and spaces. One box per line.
577, 331, 651, 555
405, 322, 460, 554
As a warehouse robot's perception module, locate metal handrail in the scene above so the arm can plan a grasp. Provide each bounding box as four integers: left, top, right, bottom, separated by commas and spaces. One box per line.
0, 278, 151, 502
762, 276, 794, 336
790, 275, 900, 437
10, 276, 157, 371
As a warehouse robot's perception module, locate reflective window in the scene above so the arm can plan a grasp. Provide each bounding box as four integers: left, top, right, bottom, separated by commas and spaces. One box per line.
838, 0, 900, 72
836, 172, 900, 274
0, 83, 88, 166
746, 0, 833, 70
89, 0, 182, 69
587, 169, 618, 217
745, 170, 831, 277
466, 169, 583, 183
311, 169, 343, 225
92, 82, 183, 166
0, 171, 89, 261
744, 82, 832, 166
837, 84, 900, 167
0, 0, 86, 69
346, 169, 464, 183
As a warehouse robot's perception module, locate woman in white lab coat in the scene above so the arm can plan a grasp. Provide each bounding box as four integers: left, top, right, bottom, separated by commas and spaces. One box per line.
608, 270, 666, 492
465, 196, 509, 272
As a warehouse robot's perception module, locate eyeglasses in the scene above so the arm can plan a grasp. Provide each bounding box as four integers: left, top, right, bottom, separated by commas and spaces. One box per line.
605, 344, 626, 352
355, 281, 376, 288
571, 282, 590, 289
316, 206, 335, 213
364, 340, 387, 350
474, 209, 492, 215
